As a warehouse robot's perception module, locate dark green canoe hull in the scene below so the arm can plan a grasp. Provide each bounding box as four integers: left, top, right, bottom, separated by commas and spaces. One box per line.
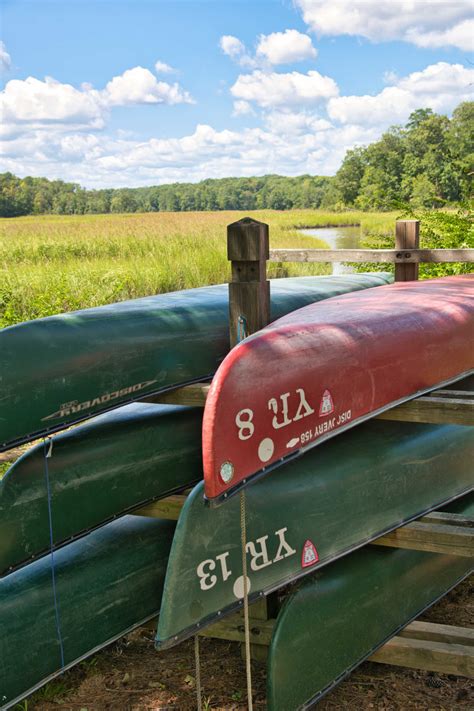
0, 403, 202, 576
0, 515, 175, 709
267, 493, 474, 711
156, 421, 473, 649
0, 274, 391, 451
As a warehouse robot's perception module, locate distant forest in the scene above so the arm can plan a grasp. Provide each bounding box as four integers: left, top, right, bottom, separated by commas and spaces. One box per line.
1, 102, 472, 217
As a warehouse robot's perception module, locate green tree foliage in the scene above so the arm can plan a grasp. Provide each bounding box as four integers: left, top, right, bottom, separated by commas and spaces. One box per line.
1, 101, 471, 217
336, 101, 472, 210
0, 173, 333, 217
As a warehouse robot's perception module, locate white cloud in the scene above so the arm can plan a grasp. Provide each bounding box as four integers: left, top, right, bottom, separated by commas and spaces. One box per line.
220, 35, 246, 59
154, 60, 175, 74
0, 66, 194, 138
231, 69, 339, 108
0, 76, 105, 134
104, 66, 193, 106
0, 41, 11, 72
406, 19, 474, 51
328, 62, 474, 125
296, 0, 473, 50
263, 109, 331, 135
232, 100, 254, 116
0, 117, 376, 188
219, 35, 256, 68
256, 29, 317, 65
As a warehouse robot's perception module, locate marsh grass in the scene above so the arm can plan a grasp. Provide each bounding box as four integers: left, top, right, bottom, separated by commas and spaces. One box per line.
0, 209, 396, 326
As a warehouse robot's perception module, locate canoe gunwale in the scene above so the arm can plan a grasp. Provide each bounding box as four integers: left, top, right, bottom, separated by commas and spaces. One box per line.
290, 568, 473, 710
1, 477, 201, 579
155, 484, 473, 650
205, 368, 474, 507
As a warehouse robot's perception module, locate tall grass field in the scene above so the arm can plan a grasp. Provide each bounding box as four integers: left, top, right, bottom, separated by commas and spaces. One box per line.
0, 209, 396, 327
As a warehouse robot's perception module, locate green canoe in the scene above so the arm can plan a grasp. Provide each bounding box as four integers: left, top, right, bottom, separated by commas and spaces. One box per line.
0, 403, 202, 576
0, 274, 391, 451
267, 492, 474, 711
0, 515, 175, 709
156, 420, 473, 649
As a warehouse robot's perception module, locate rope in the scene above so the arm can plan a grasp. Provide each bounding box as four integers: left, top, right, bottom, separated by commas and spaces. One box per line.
236, 314, 253, 710
43, 438, 65, 668
194, 635, 202, 711
240, 490, 253, 711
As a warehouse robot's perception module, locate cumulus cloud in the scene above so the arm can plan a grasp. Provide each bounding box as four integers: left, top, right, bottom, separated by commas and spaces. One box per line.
231, 69, 339, 108
0, 76, 105, 136
328, 62, 474, 125
296, 0, 473, 50
154, 60, 176, 74
104, 66, 193, 105
0, 41, 11, 71
232, 100, 254, 116
220, 29, 317, 68
256, 29, 317, 65
0, 66, 194, 138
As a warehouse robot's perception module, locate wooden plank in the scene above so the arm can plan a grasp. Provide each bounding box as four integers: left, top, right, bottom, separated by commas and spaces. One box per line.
395, 220, 420, 281
420, 512, 473, 528
144, 383, 210, 406
268, 248, 474, 264
228, 218, 270, 348
148, 386, 474, 426
200, 614, 275, 647
132, 494, 188, 520
203, 608, 474, 676
376, 396, 474, 426
430, 389, 474, 400
398, 621, 474, 647
372, 520, 473, 557
369, 635, 474, 677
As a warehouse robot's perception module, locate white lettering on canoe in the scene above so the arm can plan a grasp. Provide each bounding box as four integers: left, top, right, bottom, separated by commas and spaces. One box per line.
246, 535, 272, 571
235, 408, 255, 440
268, 388, 314, 431
196, 528, 296, 593
273, 527, 297, 562
268, 392, 292, 429
293, 388, 315, 421
41, 379, 158, 421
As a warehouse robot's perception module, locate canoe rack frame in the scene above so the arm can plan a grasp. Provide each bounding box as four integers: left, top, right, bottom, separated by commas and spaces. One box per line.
143, 217, 474, 679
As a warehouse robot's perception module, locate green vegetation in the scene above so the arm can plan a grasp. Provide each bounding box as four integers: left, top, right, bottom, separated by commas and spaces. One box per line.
1, 102, 471, 217
355, 206, 474, 278
334, 103, 473, 210
0, 209, 395, 326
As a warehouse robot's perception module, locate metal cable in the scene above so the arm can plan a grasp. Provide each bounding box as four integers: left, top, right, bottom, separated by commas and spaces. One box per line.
43, 438, 65, 668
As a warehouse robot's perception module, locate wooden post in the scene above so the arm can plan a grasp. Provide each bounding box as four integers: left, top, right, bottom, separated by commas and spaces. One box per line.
227, 218, 270, 347
395, 220, 420, 281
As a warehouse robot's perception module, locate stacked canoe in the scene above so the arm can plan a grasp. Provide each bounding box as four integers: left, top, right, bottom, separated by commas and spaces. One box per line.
1, 273, 394, 707
1, 272, 473, 710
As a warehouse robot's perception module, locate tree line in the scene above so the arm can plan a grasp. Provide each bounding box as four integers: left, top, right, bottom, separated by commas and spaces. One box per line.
1, 101, 471, 217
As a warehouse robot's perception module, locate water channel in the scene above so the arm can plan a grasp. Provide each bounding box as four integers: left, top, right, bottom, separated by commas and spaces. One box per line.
299, 225, 361, 275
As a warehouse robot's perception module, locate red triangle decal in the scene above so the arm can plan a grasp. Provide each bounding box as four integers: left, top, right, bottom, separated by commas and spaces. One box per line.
319, 389, 334, 416
301, 539, 319, 568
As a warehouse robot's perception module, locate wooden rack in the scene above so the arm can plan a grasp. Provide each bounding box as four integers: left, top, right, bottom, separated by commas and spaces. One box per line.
142, 218, 474, 679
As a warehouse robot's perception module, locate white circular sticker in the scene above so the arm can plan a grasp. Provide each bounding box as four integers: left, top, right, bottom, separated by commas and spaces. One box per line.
219, 461, 234, 483
258, 437, 274, 463
233, 575, 252, 599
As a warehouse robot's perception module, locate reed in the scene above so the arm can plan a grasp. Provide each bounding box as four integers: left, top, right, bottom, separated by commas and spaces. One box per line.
0, 210, 396, 327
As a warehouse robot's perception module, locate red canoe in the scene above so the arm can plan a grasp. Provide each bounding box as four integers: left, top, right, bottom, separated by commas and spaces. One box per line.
203, 275, 474, 504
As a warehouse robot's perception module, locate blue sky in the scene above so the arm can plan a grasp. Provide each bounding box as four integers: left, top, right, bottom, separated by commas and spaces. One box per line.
1, 0, 473, 187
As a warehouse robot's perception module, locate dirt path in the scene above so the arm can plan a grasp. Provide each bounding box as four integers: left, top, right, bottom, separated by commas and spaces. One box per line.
27, 576, 472, 710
